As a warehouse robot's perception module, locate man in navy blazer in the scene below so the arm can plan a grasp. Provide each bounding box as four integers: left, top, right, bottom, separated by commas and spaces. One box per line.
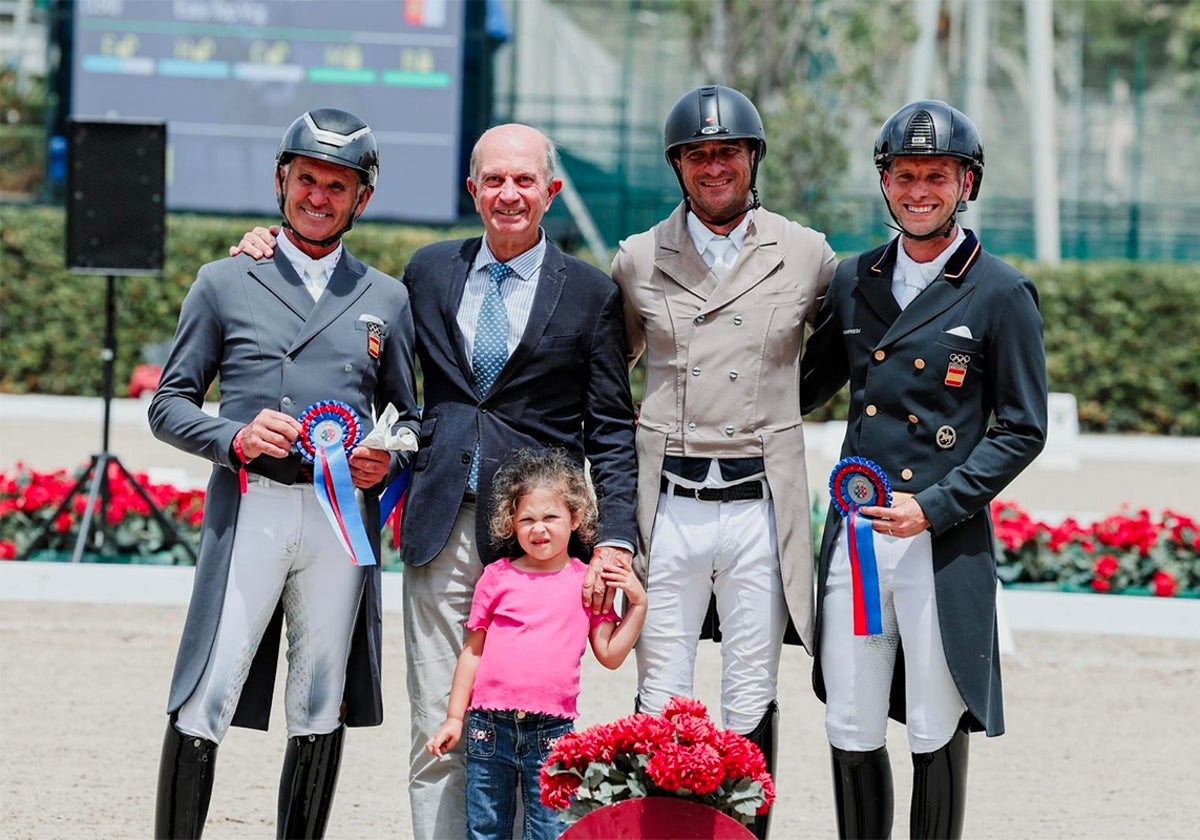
234, 123, 638, 840
151, 109, 420, 838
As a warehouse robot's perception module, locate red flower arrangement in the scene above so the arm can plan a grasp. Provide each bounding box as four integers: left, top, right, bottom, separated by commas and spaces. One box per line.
0, 463, 204, 562
991, 500, 1198, 597
540, 696, 775, 827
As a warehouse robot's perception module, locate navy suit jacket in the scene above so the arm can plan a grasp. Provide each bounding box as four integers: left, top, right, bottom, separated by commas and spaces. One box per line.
400, 237, 638, 566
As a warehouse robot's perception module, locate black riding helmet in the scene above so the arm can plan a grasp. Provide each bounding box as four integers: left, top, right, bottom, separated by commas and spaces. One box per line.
664, 85, 766, 224
873, 100, 984, 240
873, 99, 983, 200
275, 108, 378, 248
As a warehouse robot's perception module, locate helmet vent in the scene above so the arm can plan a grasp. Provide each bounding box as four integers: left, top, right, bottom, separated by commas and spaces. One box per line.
903, 111, 936, 151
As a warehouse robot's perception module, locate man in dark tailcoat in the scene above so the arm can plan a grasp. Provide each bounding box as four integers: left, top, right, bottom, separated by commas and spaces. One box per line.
149, 108, 420, 838
801, 100, 1048, 839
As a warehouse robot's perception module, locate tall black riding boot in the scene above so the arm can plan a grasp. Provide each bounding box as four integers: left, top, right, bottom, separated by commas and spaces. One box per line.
277, 726, 345, 839
830, 744, 894, 840
742, 701, 779, 839
909, 727, 969, 840
155, 721, 218, 839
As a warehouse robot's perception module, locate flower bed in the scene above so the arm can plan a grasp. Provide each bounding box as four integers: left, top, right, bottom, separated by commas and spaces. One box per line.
3, 464, 1195, 596
991, 500, 1199, 597
540, 696, 774, 828
0, 463, 203, 563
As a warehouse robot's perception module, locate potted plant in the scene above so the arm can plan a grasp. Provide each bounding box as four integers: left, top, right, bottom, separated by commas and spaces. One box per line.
540, 696, 773, 838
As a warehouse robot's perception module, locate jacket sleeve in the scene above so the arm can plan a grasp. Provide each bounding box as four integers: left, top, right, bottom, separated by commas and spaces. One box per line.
147, 265, 242, 470
800, 266, 851, 415
582, 283, 639, 548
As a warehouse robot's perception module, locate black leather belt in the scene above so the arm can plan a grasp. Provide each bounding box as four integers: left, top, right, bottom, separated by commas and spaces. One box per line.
660, 477, 765, 502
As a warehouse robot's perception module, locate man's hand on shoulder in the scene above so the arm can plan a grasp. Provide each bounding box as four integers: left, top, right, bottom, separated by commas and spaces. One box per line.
229, 225, 281, 259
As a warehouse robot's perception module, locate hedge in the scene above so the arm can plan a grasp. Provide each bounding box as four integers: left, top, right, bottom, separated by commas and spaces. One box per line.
2, 203, 1197, 435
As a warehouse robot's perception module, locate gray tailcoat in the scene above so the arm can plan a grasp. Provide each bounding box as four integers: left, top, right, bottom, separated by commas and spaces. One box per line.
149, 249, 419, 730
801, 232, 1048, 736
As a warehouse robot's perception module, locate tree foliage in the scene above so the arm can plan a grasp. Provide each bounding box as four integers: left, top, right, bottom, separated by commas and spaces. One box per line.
674, 0, 915, 230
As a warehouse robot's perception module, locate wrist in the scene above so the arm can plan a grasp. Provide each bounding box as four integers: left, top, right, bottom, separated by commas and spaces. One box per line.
232, 427, 254, 464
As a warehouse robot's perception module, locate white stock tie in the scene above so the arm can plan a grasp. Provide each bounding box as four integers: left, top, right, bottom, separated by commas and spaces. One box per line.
705, 237, 737, 279
303, 261, 325, 301
898, 263, 927, 310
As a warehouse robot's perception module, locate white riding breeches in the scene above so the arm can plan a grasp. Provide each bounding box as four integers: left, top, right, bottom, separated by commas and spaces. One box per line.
175, 477, 365, 743
636, 491, 787, 734
821, 522, 966, 753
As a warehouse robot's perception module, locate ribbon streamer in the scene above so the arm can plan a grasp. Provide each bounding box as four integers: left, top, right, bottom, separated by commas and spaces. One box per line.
829, 457, 892, 636
297, 401, 375, 567
313, 442, 377, 567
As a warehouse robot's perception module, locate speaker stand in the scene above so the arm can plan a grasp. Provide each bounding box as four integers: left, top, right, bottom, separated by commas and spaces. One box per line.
19, 275, 198, 564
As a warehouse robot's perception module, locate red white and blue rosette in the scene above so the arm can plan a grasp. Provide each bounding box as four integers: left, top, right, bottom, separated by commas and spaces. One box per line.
297, 401, 375, 567
297, 400, 363, 463
829, 457, 892, 636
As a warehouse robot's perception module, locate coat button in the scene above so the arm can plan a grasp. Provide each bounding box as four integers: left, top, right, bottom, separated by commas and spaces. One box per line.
692, 367, 701, 377
461, 453, 471, 464
695, 314, 706, 324
687, 421, 697, 431
724, 425, 735, 436
281, 396, 292, 407
908, 414, 919, 424
344, 363, 353, 373
865, 405, 877, 416
732, 315, 743, 326
874, 350, 886, 361
901, 468, 913, 480
914, 358, 926, 370
729, 370, 739, 380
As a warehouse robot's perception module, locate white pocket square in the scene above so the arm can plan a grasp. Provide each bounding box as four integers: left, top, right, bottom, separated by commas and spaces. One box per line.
944, 325, 974, 339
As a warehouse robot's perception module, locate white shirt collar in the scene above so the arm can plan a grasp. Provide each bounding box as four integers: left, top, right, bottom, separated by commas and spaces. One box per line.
276, 231, 343, 286
686, 210, 752, 257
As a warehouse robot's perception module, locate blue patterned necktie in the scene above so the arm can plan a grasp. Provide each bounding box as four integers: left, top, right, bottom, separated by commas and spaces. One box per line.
468, 262, 513, 489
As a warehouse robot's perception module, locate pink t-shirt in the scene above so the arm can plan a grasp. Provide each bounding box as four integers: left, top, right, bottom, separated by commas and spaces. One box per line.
466, 557, 617, 719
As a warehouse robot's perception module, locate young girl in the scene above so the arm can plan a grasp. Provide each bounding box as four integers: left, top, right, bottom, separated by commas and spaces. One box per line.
426, 448, 647, 840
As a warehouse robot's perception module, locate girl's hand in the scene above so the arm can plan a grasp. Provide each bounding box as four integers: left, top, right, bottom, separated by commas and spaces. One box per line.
425, 718, 463, 758
601, 562, 646, 608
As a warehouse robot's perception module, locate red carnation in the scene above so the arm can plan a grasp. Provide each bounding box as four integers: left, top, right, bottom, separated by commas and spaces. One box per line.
646, 742, 724, 796
1091, 576, 1111, 593
1094, 554, 1119, 578
1152, 570, 1177, 598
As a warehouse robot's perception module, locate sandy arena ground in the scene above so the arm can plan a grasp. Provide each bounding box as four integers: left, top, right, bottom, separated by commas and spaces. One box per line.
1, 598, 1197, 840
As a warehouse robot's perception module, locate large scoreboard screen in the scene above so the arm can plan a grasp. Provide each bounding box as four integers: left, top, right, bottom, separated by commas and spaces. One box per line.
71, 0, 465, 223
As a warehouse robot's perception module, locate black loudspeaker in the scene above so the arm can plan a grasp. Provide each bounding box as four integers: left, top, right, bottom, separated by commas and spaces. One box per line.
66, 118, 167, 275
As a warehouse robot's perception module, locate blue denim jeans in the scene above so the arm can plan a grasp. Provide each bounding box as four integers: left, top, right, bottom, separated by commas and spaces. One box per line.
465, 708, 573, 840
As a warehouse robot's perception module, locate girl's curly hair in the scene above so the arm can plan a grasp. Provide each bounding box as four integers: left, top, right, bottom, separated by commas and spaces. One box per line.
488, 447, 598, 554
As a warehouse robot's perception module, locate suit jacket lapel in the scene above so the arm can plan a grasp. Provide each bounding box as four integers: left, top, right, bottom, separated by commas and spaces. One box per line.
653, 203, 784, 313
654, 204, 716, 301
442, 240, 481, 389
699, 214, 784, 315
248, 253, 314, 320
487, 243, 567, 394
288, 252, 369, 354
863, 232, 982, 346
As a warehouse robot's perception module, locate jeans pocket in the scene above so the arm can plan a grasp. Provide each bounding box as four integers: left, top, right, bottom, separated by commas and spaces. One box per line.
537, 719, 573, 766
466, 715, 496, 759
